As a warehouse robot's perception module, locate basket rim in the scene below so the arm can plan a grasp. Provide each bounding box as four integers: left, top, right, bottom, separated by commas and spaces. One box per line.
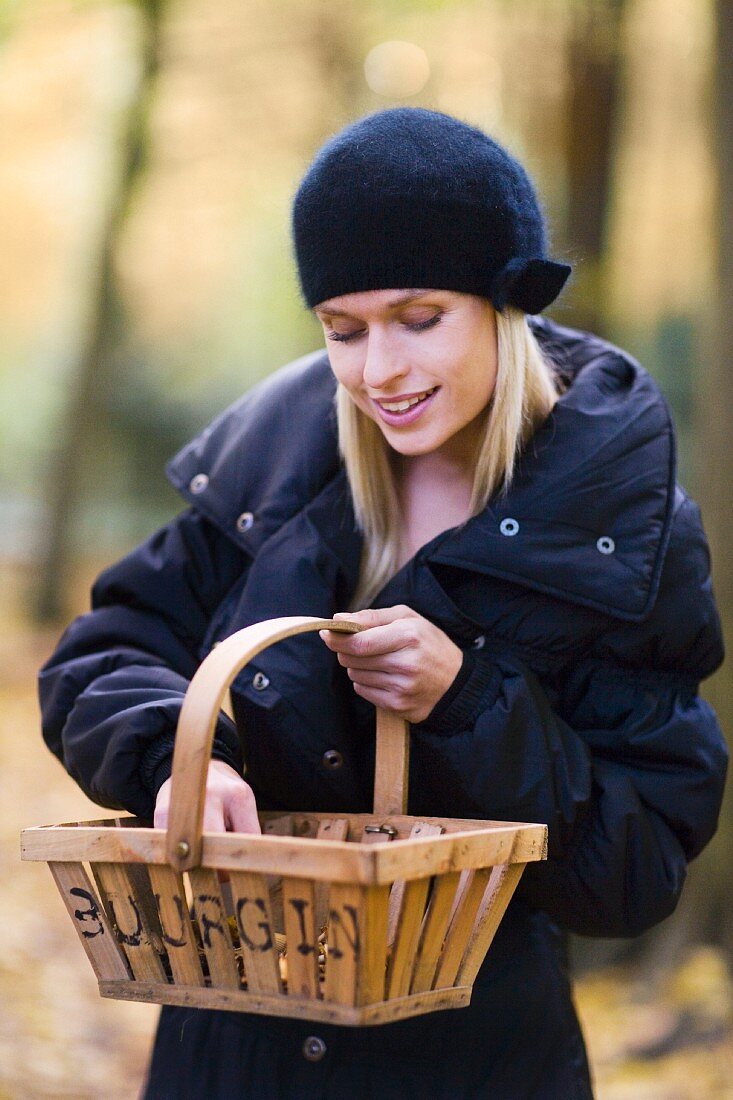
21, 815, 547, 884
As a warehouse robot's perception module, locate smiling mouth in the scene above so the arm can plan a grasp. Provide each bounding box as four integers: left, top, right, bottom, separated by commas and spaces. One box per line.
375, 387, 437, 413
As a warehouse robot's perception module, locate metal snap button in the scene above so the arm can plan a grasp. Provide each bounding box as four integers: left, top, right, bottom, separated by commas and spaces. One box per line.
302, 1035, 327, 1062
596, 536, 615, 555
236, 511, 254, 533
189, 473, 209, 494
499, 518, 519, 537
322, 749, 343, 770
471, 635, 486, 650
252, 672, 270, 691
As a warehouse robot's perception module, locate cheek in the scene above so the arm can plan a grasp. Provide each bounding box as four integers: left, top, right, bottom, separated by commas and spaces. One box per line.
328, 354, 374, 415
450, 354, 497, 420
327, 351, 360, 392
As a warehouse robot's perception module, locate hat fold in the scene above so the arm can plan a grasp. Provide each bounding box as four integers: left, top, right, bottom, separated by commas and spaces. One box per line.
490, 257, 572, 315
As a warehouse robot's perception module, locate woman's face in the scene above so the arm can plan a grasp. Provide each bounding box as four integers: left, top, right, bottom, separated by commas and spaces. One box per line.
314, 288, 498, 463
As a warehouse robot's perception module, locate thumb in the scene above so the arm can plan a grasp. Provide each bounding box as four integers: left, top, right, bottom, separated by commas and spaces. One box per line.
333, 606, 415, 628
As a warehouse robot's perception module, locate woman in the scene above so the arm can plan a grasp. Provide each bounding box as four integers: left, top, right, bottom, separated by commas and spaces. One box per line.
40, 108, 727, 1099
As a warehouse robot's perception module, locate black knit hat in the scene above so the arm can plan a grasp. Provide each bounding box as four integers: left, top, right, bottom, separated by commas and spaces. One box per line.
291, 107, 570, 313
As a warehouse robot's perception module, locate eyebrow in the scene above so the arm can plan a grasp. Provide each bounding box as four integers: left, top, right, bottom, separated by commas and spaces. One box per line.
314, 289, 435, 318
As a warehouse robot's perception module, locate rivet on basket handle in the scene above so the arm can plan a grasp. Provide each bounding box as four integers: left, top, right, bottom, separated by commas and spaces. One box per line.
166, 616, 410, 872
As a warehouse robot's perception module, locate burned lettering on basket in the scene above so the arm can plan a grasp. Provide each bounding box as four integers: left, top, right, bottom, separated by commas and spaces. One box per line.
69, 886, 105, 938
288, 896, 316, 956
156, 892, 188, 948
328, 904, 361, 960
196, 894, 228, 949
108, 894, 143, 947
236, 896, 273, 952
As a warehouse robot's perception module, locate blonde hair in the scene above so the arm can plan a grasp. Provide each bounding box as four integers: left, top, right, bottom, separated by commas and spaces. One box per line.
338, 307, 561, 608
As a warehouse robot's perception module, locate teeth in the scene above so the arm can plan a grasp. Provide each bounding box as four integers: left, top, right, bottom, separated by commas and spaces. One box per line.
380, 388, 434, 413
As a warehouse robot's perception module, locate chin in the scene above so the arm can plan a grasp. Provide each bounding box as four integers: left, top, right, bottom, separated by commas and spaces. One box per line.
383, 433, 442, 457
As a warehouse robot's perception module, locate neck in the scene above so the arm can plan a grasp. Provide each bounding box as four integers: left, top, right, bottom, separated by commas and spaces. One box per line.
390, 447, 477, 571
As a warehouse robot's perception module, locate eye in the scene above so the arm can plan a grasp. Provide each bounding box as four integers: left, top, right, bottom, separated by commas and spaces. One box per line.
326, 312, 441, 343
403, 314, 441, 333
327, 328, 364, 343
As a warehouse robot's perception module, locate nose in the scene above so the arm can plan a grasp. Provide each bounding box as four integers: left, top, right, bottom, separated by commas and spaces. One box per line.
362, 328, 409, 392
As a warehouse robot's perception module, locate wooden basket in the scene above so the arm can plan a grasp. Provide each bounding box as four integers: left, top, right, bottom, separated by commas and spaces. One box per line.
22, 616, 547, 1026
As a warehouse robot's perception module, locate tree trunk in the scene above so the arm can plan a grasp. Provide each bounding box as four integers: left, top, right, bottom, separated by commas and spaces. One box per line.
33, 0, 166, 622
563, 0, 625, 336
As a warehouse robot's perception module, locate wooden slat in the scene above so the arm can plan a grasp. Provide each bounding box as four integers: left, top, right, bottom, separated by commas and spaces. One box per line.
281, 876, 319, 999
189, 868, 240, 989
313, 819, 349, 931
387, 822, 443, 944
446, 869, 472, 927
323, 882, 390, 1007
263, 816, 294, 835
359, 884, 390, 1006
93, 863, 167, 983
263, 815, 294, 934
99, 978, 470, 1024
49, 862, 130, 981
386, 877, 431, 999
124, 862, 166, 945
433, 867, 492, 989
323, 882, 363, 1006
228, 871, 282, 995
457, 862, 527, 985
409, 871, 462, 994
147, 864, 205, 987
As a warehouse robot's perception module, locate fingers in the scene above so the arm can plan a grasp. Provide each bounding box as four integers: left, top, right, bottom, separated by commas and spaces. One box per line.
332, 605, 416, 628
155, 763, 260, 836
326, 604, 463, 723
153, 777, 172, 829
346, 667, 410, 689
225, 785, 262, 834
335, 649, 413, 672
203, 802, 227, 833
321, 619, 415, 658
350, 681, 417, 716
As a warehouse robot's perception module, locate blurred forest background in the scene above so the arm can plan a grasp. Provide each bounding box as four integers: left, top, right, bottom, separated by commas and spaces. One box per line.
1, 0, 732, 1096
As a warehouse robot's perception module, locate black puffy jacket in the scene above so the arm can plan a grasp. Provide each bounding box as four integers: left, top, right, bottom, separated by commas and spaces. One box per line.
40, 317, 727, 1099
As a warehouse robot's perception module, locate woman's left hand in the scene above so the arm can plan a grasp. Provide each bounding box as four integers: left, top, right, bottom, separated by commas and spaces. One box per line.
320, 605, 463, 723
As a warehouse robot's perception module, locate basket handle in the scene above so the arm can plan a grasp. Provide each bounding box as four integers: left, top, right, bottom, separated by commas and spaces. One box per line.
166, 616, 410, 872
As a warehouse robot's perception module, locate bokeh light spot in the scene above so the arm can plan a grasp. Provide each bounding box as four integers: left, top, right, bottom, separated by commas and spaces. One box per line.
364, 41, 431, 99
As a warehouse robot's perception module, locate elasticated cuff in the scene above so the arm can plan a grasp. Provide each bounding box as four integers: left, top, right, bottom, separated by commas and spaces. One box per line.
417, 654, 502, 736
141, 732, 241, 800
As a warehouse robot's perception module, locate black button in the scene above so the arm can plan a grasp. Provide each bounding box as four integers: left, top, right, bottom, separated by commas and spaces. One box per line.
471, 635, 486, 650
302, 1035, 327, 1061
322, 749, 343, 770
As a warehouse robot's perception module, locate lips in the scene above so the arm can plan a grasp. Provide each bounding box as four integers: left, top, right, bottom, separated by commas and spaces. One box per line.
376, 387, 437, 413
371, 386, 438, 426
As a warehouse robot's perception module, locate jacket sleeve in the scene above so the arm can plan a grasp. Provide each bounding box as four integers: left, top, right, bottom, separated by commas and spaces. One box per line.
38, 508, 250, 821
413, 494, 728, 937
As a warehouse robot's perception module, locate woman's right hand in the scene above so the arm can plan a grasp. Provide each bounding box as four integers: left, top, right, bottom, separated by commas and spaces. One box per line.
154, 759, 262, 834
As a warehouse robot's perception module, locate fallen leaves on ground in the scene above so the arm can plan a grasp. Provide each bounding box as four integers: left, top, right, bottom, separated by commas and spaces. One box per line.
575, 948, 733, 1099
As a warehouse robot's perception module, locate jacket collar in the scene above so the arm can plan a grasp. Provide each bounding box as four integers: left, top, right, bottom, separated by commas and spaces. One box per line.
167, 348, 341, 559
167, 318, 676, 623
